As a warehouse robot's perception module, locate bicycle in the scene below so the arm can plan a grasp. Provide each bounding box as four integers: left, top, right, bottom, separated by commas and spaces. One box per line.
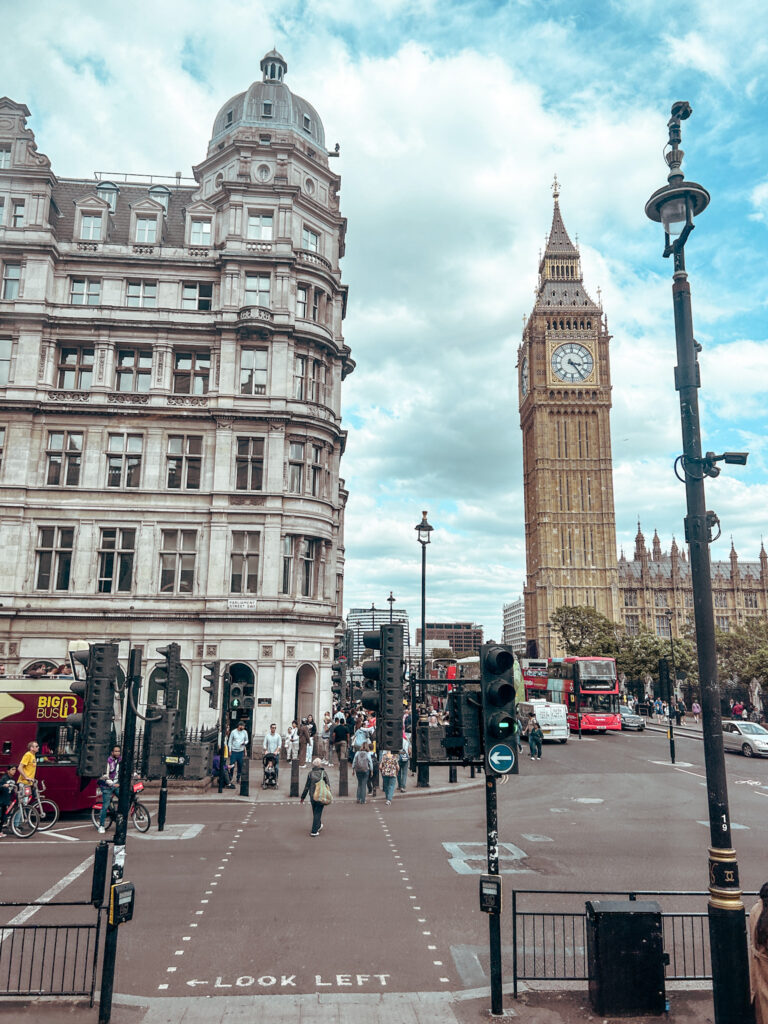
91, 779, 151, 833
3, 783, 40, 838
28, 779, 59, 831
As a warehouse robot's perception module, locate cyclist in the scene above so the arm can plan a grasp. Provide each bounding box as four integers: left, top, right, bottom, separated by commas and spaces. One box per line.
0, 765, 17, 836
97, 746, 121, 834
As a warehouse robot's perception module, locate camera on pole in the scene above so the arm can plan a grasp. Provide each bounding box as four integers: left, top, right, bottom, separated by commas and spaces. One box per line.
480, 643, 518, 775
202, 660, 220, 710
68, 642, 119, 777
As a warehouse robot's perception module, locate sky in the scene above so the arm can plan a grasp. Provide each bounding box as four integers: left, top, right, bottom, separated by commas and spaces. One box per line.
4, 0, 767, 642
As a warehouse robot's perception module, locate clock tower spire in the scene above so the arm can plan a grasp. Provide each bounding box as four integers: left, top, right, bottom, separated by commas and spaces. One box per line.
518, 185, 619, 657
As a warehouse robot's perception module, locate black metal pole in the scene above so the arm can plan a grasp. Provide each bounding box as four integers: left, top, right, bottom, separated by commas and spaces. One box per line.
158, 775, 168, 831
485, 775, 503, 1016
417, 542, 430, 787
218, 672, 229, 794
671, 246, 750, 1024
99, 647, 140, 1024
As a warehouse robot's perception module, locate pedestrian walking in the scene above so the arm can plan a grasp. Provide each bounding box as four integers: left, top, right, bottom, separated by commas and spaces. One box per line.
298, 718, 311, 765
320, 712, 332, 764
262, 723, 282, 783
398, 734, 410, 792
379, 749, 399, 805
691, 700, 701, 725
750, 882, 768, 1023
300, 758, 332, 837
331, 715, 349, 766
352, 744, 372, 804
524, 714, 543, 759
305, 714, 317, 764
284, 721, 299, 761
226, 721, 249, 787
0, 765, 17, 836
367, 747, 379, 796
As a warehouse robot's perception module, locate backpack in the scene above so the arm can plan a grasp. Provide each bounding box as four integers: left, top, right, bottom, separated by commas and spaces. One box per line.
313, 774, 332, 805
352, 751, 370, 773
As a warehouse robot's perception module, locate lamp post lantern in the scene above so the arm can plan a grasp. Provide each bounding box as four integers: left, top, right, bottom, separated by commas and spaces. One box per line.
415, 510, 433, 788
645, 102, 750, 1024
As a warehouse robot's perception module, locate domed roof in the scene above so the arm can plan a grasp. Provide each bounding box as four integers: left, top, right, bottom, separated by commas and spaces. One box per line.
210, 51, 325, 151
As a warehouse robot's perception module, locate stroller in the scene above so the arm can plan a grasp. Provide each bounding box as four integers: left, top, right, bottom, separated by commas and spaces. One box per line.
262, 753, 278, 789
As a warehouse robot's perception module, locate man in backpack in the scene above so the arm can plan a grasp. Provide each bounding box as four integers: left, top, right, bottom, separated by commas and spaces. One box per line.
300, 758, 331, 837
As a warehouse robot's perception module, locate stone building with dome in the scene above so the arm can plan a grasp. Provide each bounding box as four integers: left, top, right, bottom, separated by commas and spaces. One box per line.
0, 51, 353, 736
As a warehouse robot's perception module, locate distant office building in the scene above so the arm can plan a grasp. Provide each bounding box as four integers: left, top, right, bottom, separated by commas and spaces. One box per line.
415, 622, 483, 656
346, 606, 411, 664
502, 598, 526, 654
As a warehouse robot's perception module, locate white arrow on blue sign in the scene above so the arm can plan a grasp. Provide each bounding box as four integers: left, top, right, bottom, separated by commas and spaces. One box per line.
488, 743, 516, 775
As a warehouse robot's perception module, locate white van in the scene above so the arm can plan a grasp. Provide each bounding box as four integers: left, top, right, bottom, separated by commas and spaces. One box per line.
518, 700, 569, 743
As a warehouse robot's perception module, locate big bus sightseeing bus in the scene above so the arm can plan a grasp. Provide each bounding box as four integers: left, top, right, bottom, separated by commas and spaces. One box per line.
0, 673, 99, 812
547, 656, 621, 733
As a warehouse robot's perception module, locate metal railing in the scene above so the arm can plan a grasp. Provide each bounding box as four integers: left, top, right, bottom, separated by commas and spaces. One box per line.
0, 900, 102, 1004
508, 888, 753, 996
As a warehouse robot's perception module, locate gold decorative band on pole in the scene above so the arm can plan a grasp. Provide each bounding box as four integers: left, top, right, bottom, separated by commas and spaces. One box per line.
708, 847, 744, 909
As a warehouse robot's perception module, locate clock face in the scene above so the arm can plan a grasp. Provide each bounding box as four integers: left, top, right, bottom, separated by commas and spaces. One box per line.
551, 342, 594, 383
521, 356, 529, 396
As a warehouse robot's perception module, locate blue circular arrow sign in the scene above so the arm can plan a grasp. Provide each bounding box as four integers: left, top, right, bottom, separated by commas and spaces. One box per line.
488, 743, 516, 774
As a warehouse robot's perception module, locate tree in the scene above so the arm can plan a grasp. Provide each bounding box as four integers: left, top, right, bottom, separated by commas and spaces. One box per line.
431, 648, 456, 661
550, 606, 619, 656
716, 618, 768, 695
616, 627, 695, 686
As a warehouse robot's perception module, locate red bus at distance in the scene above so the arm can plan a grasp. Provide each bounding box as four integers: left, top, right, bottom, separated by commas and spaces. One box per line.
0, 676, 98, 811
522, 656, 621, 733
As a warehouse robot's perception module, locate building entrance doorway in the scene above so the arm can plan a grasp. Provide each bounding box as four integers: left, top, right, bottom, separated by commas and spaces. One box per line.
225, 662, 255, 744
295, 663, 317, 724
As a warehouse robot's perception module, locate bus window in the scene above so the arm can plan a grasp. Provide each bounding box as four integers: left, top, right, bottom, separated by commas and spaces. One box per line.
35, 724, 76, 763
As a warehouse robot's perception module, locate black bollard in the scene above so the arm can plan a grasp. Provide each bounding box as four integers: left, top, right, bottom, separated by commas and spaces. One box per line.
158, 775, 168, 832
290, 757, 300, 798
470, 765, 476, 779
239, 756, 250, 797
449, 765, 457, 784
338, 756, 349, 798
417, 764, 430, 788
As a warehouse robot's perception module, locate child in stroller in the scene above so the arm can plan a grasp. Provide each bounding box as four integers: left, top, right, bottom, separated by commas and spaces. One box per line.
262, 752, 278, 788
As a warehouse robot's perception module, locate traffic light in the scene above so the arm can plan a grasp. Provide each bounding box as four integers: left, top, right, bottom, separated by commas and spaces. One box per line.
331, 655, 344, 698
243, 678, 255, 710
658, 658, 671, 702
480, 643, 518, 774
229, 682, 243, 710
68, 642, 119, 777
202, 660, 220, 710
155, 643, 182, 712
361, 629, 381, 711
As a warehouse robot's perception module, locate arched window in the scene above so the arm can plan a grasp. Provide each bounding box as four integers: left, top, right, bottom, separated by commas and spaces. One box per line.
96, 182, 119, 212
149, 185, 170, 213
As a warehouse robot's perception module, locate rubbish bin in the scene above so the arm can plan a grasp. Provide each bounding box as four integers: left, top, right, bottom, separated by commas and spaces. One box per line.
586, 900, 666, 1016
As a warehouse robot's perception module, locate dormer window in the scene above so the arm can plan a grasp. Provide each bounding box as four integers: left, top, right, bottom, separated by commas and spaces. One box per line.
135, 216, 157, 244
190, 219, 212, 246
226, 110, 233, 125
148, 186, 170, 213
262, 101, 273, 118
80, 213, 103, 241
303, 114, 312, 132
96, 183, 118, 212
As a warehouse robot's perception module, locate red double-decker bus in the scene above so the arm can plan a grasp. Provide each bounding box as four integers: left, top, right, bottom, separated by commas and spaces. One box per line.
0, 676, 98, 812
547, 656, 621, 732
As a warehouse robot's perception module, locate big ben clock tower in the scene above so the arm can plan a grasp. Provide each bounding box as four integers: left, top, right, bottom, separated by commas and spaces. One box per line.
519, 181, 619, 656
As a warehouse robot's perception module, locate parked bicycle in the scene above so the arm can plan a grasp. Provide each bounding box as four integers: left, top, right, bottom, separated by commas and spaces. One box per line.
27, 778, 59, 831
4, 783, 40, 837
91, 778, 151, 833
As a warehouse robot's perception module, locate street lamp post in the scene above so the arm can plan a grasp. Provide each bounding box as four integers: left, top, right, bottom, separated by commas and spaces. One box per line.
388, 591, 395, 624
645, 102, 750, 1024
415, 511, 433, 788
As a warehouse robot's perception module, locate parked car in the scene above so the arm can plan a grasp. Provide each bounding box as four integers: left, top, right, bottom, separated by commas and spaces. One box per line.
722, 721, 768, 758
619, 705, 646, 731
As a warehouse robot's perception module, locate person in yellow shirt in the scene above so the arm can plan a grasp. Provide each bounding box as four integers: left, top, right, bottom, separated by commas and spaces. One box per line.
18, 741, 39, 785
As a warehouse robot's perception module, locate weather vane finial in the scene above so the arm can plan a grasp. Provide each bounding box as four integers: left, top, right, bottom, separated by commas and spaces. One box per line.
552, 174, 560, 200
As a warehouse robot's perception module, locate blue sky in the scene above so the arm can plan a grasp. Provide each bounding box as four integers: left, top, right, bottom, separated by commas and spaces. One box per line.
4, 0, 767, 641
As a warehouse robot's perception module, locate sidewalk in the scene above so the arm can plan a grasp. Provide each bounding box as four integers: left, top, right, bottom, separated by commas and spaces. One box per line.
7, 983, 716, 1023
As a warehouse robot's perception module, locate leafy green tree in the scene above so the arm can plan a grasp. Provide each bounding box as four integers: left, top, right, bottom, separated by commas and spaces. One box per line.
716, 619, 768, 687
550, 606, 619, 656
616, 626, 695, 685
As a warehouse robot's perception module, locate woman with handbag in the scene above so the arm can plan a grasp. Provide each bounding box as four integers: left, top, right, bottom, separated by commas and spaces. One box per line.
300, 758, 332, 837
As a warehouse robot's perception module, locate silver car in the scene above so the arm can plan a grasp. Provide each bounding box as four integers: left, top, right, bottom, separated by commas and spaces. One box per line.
619, 705, 645, 731
722, 721, 768, 758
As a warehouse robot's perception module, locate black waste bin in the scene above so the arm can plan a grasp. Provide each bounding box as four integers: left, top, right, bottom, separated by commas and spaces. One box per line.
586, 900, 666, 1016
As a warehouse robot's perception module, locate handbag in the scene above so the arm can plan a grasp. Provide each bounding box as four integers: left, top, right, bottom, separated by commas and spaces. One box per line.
313, 776, 333, 805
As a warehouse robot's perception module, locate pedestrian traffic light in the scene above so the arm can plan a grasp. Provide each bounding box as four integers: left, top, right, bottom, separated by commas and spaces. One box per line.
202, 660, 220, 710
480, 643, 518, 774
229, 682, 243, 710
242, 679, 255, 710
68, 642, 119, 777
